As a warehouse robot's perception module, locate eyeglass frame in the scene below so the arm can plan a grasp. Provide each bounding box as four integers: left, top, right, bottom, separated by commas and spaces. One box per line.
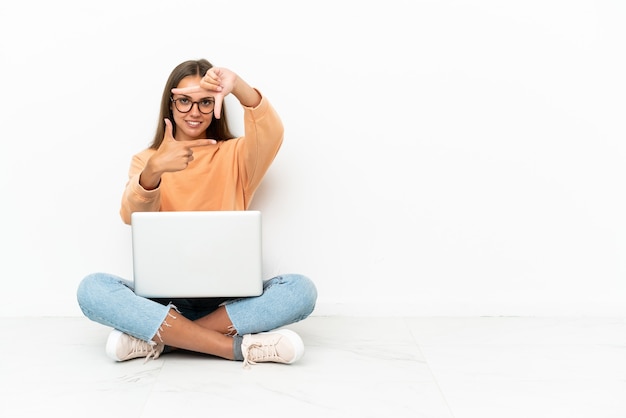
170, 96, 216, 114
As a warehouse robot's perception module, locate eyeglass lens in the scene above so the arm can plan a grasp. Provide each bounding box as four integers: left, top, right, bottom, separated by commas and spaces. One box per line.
172, 97, 215, 114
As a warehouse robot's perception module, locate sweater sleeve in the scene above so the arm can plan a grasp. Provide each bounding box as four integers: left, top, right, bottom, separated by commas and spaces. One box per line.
237, 90, 284, 200
119, 149, 161, 225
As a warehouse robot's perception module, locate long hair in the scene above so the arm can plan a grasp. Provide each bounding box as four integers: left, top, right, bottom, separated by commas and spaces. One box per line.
149, 59, 234, 149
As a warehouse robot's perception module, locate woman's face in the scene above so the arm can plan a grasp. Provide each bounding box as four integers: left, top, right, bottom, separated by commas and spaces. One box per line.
170, 75, 214, 141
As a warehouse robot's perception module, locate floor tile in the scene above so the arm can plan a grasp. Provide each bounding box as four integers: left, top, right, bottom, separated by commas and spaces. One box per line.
1, 316, 624, 418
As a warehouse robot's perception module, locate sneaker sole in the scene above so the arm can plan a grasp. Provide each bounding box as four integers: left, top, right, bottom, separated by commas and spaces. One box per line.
105, 329, 124, 361
272, 329, 305, 364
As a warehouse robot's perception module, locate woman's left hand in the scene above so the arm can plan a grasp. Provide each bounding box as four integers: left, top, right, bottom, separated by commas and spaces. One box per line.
171, 67, 237, 119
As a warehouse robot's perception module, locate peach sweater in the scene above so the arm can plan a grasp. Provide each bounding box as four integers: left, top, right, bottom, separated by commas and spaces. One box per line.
119, 91, 283, 225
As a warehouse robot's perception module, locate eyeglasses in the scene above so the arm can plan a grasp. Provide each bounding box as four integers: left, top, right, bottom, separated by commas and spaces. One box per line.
171, 96, 215, 114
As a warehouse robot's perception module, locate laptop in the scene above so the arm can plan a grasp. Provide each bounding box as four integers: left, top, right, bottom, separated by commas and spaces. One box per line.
131, 210, 264, 298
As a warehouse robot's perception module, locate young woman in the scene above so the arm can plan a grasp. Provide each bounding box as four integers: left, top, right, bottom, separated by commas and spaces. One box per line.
77, 59, 317, 367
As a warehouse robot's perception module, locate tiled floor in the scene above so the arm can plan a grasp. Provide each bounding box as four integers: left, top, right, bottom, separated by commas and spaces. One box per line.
1, 316, 625, 418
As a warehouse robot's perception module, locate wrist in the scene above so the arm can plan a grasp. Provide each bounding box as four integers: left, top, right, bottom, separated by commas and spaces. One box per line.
139, 162, 162, 191
233, 81, 261, 108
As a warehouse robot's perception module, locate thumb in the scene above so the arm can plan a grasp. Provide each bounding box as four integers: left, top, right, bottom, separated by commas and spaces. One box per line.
163, 118, 175, 141
213, 94, 224, 119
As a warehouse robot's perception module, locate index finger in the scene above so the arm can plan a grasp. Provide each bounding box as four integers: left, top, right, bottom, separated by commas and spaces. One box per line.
171, 86, 205, 95
183, 139, 217, 147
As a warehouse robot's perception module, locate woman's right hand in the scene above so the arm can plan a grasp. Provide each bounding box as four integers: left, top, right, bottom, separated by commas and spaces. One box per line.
139, 119, 215, 190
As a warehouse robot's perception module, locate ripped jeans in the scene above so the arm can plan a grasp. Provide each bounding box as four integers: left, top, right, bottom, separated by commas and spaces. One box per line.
76, 272, 317, 343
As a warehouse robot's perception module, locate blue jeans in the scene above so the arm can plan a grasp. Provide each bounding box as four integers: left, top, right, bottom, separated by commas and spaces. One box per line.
76, 272, 317, 342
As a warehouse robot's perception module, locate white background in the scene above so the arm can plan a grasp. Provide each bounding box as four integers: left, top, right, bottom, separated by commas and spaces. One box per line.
1, 0, 624, 317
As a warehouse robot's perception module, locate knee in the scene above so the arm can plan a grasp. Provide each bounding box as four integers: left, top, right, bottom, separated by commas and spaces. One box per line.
77, 273, 105, 313
76, 272, 130, 314
279, 273, 318, 318
77, 273, 97, 306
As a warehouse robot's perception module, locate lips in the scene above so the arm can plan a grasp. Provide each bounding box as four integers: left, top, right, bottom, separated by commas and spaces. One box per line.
185, 120, 203, 128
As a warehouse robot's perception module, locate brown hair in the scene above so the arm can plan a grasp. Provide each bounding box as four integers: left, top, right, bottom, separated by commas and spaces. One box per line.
149, 59, 234, 149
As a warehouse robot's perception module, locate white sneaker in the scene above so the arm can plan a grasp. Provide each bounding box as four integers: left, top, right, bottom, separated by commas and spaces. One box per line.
105, 329, 164, 362
241, 329, 304, 367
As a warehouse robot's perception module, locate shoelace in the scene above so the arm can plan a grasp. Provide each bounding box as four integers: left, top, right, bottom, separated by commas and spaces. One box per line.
144, 345, 162, 362
127, 337, 163, 363
242, 341, 280, 368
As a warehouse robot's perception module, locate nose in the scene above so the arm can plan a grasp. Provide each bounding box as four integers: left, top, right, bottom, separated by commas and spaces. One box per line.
189, 102, 202, 115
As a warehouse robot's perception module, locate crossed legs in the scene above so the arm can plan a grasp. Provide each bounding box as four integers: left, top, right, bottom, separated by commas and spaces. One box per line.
77, 272, 317, 363
154, 306, 236, 360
